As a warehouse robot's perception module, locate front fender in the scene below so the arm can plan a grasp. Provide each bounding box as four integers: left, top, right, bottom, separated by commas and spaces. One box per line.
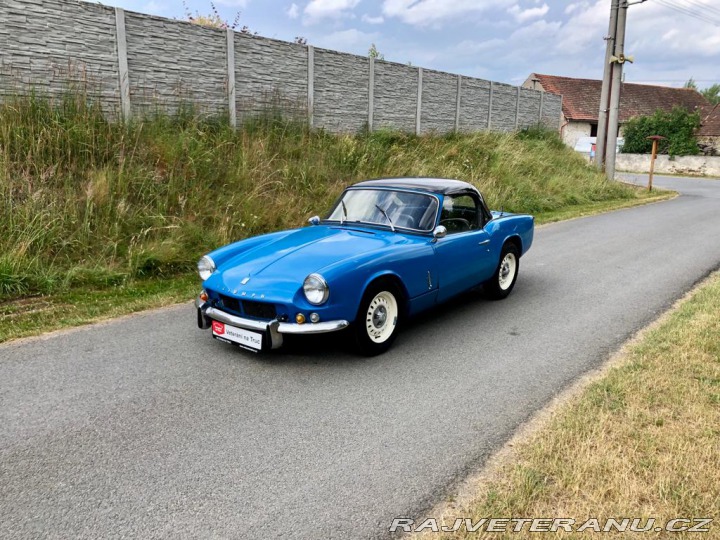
320, 241, 436, 320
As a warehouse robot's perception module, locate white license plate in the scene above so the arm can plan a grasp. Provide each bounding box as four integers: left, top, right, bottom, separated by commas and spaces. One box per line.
212, 320, 263, 350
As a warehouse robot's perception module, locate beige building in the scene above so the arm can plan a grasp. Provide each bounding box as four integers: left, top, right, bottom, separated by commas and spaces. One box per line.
524, 73, 709, 149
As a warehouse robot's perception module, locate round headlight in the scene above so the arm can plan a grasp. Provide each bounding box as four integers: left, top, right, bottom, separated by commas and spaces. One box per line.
197, 255, 216, 281
303, 273, 329, 305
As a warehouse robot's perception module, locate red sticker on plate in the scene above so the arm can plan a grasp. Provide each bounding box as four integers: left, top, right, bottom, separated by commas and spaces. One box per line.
212, 321, 225, 335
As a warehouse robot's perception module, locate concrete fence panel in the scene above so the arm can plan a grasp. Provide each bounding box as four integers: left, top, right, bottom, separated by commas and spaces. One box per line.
490, 83, 519, 133
233, 33, 308, 123
518, 87, 541, 129
0, 0, 563, 136
313, 49, 369, 133
124, 12, 227, 116
0, 0, 120, 113
420, 69, 457, 134
373, 62, 418, 134
459, 79, 492, 132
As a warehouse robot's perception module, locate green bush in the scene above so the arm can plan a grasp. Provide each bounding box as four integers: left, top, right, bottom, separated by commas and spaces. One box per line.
621, 107, 701, 157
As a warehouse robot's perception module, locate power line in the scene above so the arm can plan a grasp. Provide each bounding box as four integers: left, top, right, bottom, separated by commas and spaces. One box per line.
677, 0, 720, 19
654, 0, 720, 25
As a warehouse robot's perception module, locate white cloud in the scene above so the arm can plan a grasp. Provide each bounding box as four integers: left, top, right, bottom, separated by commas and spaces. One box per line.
382, 0, 513, 26
507, 3, 549, 23
454, 38, 506, 55
313, 28, 379, 51
362, 14, 384, 24
304, 0, 361, 22
287, 2, 300, 19
510, 19, 560, 41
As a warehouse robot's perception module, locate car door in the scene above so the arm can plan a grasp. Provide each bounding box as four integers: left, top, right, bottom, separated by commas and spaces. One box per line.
433, 192, 496, 302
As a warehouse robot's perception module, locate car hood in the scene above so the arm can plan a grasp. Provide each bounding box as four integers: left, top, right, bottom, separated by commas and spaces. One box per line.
206, 225, 406, 294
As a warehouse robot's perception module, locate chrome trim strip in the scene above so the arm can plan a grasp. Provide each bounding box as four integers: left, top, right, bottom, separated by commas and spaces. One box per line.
278, 320, 349, 335
205, 307, 268, 331
205, 307, 349, 335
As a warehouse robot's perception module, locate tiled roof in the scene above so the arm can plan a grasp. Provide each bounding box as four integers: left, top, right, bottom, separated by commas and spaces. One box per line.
699, 103, 720, 137
529, 73, 709, 123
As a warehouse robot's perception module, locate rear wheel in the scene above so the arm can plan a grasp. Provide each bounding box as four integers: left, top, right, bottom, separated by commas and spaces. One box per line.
484, 243, 520, 300
354, 281, 402, 356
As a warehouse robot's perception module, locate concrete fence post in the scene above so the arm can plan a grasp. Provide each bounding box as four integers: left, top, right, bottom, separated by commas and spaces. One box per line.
307, 45, 314, 129
226, 29, 236, 129
455, 75, 462, 132
416, 67, 423, 135
515, 86, 521, 129
368, 57, 374, 132
487, 81, 494, 130
114, 8, 131, 122
539, 91, 545, 127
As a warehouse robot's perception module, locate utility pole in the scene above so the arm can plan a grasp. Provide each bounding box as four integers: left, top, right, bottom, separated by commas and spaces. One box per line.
604, 0, 628, 180
595, 0, 619, 170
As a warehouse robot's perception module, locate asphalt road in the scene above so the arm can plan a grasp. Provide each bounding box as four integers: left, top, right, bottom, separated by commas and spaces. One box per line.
2, 175, 719, 540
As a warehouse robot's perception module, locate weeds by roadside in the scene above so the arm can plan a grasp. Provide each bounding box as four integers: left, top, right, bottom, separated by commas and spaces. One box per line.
0, 90, 658, 302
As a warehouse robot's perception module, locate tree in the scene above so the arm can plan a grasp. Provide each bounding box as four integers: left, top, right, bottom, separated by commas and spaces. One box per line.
621, 106, 701, 157
684, 77, 719, 105
700, 84, 720, 105
368, 43, 384, 61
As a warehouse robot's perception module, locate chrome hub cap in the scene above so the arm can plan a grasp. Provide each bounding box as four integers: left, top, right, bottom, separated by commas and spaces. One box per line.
372, 306, 387, 328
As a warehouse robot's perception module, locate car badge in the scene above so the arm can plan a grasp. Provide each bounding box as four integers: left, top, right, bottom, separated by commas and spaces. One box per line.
241, 277, 250, 285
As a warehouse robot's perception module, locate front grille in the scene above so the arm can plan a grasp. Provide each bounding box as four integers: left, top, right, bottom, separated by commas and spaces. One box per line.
218, 294, 241, 312
242, 300, 276, 320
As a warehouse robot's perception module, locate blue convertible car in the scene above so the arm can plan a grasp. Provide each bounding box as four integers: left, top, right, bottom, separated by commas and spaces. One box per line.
196, 178, 533, 355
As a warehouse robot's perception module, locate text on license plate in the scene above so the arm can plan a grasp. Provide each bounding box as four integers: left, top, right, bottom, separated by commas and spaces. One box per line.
212, 321, 263, 350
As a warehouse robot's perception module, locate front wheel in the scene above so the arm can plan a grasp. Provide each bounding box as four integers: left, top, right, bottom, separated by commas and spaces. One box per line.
353, 281, 402, 356
484, 243, 520, 300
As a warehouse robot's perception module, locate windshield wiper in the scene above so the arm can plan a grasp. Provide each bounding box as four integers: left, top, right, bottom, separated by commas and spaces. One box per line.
374, 204, 395, 232
340, 200, 348, 225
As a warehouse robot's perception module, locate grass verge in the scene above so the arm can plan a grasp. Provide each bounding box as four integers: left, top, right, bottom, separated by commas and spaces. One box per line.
416, 271, 720, 538
0, 275, 197, 344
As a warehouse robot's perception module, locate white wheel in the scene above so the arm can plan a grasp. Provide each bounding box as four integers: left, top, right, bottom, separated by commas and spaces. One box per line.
364, 291, 399, 344
498, 252, 517, 291
485, 243, 520, 300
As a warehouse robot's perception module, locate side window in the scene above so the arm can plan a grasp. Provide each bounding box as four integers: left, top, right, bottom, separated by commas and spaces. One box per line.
440, 194, 479, 234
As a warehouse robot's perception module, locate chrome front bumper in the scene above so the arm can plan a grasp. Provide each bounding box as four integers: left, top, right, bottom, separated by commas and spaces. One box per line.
196, 299, 349, 350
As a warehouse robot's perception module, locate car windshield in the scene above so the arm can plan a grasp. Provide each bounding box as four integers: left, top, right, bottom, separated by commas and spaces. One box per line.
326, 189, 439, 232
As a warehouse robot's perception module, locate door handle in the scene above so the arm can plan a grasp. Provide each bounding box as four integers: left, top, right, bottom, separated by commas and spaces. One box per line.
478, 239, 490, 246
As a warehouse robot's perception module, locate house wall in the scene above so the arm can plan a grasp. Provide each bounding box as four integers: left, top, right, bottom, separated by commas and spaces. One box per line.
561, 120, 592, 147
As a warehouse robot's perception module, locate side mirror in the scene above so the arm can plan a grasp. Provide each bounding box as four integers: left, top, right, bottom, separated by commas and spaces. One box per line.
433, 225, 447, 239
308, 216, 321, 226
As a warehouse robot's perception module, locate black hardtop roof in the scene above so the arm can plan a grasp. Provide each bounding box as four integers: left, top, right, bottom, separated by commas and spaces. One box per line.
351, 177, 480, 196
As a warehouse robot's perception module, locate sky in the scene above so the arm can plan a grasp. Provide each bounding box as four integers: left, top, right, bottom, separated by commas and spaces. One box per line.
95, 0, 720, 89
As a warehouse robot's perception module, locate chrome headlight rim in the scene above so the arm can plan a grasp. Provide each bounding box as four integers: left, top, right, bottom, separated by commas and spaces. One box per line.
197, 255, 216, 281
303, 273, 329, 305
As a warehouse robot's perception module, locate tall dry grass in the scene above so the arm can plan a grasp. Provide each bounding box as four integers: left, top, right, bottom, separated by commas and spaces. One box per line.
1, 91, 638, 298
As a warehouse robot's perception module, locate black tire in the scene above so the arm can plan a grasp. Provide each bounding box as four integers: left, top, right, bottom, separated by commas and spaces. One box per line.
353, 280, 403, 356
484, 242, 520, 300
